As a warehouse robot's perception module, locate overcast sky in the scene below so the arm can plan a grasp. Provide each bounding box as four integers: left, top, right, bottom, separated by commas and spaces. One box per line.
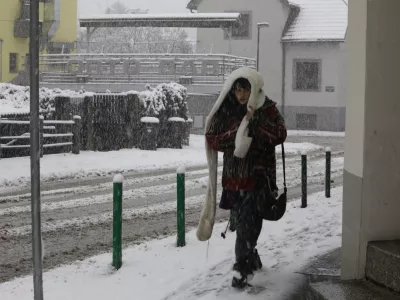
78, 0, 190, 16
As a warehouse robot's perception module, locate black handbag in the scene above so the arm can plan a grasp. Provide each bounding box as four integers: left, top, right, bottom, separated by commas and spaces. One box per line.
255, 143, 287, 221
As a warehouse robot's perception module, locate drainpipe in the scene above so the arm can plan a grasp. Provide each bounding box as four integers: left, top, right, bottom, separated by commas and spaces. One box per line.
281, 41, 286, 118
47, 0, 61, 40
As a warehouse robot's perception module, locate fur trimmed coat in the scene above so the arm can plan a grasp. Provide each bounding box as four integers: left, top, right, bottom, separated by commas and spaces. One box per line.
196, 67, 287, 242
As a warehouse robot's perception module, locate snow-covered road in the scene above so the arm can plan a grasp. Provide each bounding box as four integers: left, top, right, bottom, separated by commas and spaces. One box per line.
0, 187, 344, 300
0, 150, 343, 283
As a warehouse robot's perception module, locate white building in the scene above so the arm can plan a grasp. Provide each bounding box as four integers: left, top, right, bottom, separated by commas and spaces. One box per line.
187, 0, 348, 131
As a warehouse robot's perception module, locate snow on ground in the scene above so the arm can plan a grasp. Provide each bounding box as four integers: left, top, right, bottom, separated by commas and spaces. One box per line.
0, 155, 344, 236
0, 135, 323, 189
0, 187, 343, 300
287, 130, 345, 137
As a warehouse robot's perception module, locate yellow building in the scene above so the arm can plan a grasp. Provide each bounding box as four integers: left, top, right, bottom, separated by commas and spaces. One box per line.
0, 0, 77, 84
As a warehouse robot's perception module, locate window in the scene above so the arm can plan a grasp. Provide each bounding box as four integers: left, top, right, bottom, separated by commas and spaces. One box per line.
293, 59, 321, 91
9, 53, 18, 73
296, 114, 317, 130
224, 11, 252, 40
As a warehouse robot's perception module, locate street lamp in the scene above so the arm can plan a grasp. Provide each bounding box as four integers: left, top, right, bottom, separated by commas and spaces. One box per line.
256, 22, 270, 71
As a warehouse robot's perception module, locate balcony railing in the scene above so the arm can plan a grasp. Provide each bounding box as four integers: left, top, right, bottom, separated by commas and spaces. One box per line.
39, 53, 256, 86
14, 0, 30, 38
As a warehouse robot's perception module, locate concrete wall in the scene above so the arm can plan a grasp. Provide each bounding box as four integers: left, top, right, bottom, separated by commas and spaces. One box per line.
186, 93, 218, 133
195, 0, 290, 103
283, 42, 347, 131
341, 0, 400, 280
284, 106, 345, 131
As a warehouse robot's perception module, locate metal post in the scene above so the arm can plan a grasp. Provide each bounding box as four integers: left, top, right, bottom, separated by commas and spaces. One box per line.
0, 117, 2, 160
301, 151, 307, 208
39, 116, 44, 158
30, 0, 43, 298
256, 26, 260, 71
86, 27, 90, 53
228, 26, 232, 54
112, 174, 123, 270
84, 95, 94, 150
325, 147, 331, 198
177, 166, 186, 247
72, 115, 81, 155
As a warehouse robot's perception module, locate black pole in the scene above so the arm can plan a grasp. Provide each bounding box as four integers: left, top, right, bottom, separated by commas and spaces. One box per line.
30, 0, 44, 299
325, 147, 331, 198
301, 152, 307, 208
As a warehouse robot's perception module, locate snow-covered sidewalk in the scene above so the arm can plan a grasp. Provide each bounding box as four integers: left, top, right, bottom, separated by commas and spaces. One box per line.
0, 135, 323, 189
0, 187, 343, 300
287, 130, 344, 137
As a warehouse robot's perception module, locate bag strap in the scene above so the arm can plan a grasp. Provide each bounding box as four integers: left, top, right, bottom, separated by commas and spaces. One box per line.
281, 143, 287, 193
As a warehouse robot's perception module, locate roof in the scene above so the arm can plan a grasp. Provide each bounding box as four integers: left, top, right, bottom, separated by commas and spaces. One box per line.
282, 0, 348, 42
187, 0, 291, 10
79, 13, 241, 28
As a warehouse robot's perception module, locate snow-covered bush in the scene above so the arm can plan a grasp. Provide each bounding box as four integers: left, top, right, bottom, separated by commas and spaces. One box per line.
138, 88, 166, 118
0, 83, 91, 116
154, 82, 188, 119
137, 82, 189, 148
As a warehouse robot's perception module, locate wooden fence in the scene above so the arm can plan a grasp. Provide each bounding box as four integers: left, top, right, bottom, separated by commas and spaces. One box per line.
0, 116, 81, 159
53, 93, 141, 151
1, 88, 191, 158
53, 91, 190, 152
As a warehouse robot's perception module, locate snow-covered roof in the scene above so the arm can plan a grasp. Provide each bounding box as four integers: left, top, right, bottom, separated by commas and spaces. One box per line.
283, 0, 348, 42
79, 13, 241, 29
187, 0, 291, 10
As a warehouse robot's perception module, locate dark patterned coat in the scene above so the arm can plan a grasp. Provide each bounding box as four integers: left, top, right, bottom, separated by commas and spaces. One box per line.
205, 93, 287, 208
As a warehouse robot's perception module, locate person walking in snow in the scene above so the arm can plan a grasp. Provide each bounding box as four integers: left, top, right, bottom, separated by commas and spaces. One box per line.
196, 67, 287, 289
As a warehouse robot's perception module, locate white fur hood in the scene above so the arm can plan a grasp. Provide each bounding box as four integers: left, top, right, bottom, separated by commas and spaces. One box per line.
204, 67, 266, 133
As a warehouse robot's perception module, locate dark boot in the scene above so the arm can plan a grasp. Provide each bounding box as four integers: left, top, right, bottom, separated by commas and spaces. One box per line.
231, 261, 254, 289
250, 249, 263, 271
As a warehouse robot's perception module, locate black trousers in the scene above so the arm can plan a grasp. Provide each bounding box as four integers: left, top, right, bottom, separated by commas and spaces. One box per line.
232, 191, 263, 264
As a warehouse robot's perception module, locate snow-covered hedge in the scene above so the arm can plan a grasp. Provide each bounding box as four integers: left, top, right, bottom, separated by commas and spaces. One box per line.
138, 82, 188, 120
0, 83, 89, 115
138, 86, 166, 117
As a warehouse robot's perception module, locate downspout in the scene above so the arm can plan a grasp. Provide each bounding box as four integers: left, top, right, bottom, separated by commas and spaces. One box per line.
281, 41, 286, 118
281, 3, 300, 118
47, 0, 61, 40
40, 0, 61, 52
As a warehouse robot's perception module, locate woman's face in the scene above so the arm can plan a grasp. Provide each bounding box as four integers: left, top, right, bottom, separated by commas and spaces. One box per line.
234, 87, 251, 105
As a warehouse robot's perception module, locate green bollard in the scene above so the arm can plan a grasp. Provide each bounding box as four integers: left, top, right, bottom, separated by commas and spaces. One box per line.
177, 166, 186, 247
112, 174, 124, 270
325, 147, 331, 198
301, 151, 307, 208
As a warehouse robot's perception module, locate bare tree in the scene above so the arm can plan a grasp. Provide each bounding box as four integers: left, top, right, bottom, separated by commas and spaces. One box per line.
106, 1, 131, 14
77, 1, 194, 54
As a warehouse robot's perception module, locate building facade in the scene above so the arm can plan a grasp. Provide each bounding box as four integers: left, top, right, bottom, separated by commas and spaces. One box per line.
342, 0, 400, 284
188, 0, 348, 131
0, 0, 78, 83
